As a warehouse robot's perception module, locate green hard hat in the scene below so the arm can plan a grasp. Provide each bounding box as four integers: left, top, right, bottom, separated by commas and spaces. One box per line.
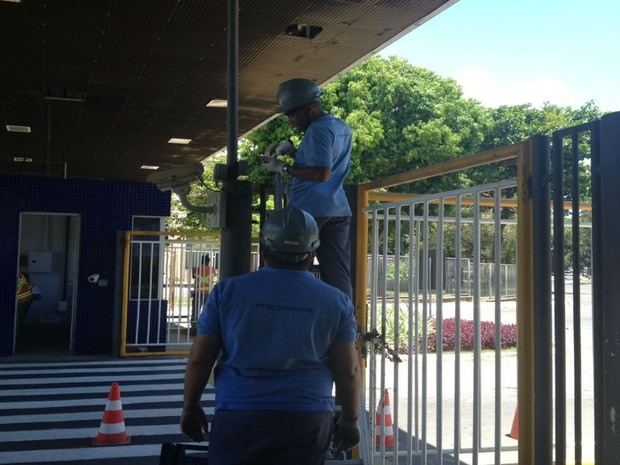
277, 78, 323, 114
260, 206, 320, 261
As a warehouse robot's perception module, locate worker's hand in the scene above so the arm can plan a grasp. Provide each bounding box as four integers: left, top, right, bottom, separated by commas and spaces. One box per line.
332, 417, 360, 452
275, 140, 296, 157
261, 156, 286, 174
264, 142, 279, 158
180, 405, 209, 442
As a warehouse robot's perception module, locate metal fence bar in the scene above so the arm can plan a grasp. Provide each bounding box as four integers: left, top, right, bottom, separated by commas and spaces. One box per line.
380, 207, 389, 464
570, 133, 583, 465
454, 195, 462, 465
472, 192, 481, 465
422, 200, 430, 465
436, 198, 445, 465
532, 134, 553, 465
393, 206, 402, 462
121, 232, 261, 356
365, 180, 520, 465
493, 189, 502, 465
551, 130, 567, 465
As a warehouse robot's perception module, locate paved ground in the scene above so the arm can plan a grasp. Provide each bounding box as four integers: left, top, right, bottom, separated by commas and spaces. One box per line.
0, 357, 205, 465
366, 281, 594, 465
1, 282, 594, 465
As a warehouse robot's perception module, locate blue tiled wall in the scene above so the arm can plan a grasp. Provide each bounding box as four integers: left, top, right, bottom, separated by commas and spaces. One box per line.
0, 175, 171, 357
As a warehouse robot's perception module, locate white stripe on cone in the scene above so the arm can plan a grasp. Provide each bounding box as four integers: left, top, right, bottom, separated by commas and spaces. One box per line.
97, 422, 127, 435
105, 400, 122, 411
375, 389, 395, 447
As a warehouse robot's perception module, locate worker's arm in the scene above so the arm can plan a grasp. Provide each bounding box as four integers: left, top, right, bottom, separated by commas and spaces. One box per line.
181, 334, 221, 442
329, 341, 361, 451
328, 341, 360, 421
286, 165, 331, 182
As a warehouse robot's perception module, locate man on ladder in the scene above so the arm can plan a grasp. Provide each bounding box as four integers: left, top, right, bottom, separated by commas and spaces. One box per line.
261, 78, 353, 299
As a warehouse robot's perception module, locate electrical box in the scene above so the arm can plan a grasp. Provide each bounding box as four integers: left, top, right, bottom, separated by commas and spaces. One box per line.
28, 251, 53, 272
205, 191, 226, 229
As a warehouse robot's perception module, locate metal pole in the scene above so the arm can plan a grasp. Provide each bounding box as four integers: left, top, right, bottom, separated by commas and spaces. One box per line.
552, 131, 567, 465
226, 0, 238, 168
532, 134, 553, 465
220, 0, 252, 280
595, 111, 620, 464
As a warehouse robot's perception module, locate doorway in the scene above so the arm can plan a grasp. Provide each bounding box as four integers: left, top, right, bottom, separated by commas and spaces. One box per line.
15, 213, 80, 355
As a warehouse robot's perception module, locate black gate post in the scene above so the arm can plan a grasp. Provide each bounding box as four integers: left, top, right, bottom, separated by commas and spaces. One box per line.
594, 111, 620, 464
531, 134, 553, 464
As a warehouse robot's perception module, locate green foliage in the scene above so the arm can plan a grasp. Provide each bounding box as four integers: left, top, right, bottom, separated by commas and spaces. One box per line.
170, 53, 604, 276
381, 302, 422, 354
385, 258, 410, 282
326, 57, 490, 191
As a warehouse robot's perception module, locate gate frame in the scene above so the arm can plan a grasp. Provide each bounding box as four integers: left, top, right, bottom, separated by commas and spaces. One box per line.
354, 140, 540, 463
120, 230, 221, 358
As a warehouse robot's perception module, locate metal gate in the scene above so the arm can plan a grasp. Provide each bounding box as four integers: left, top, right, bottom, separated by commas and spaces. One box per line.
354, 112, 620, 465
120, 231, 260, 356
363, 179, 521, 465
542, 111, 620, 465
356, 142, 530, 465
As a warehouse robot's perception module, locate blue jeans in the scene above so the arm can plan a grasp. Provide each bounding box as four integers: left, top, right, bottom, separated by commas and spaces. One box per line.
208, 409, 333, 465
315, 216, 352, 299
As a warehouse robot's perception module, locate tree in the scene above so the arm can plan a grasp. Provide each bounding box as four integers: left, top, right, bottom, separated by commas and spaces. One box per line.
171, 55, 603, 251
242, 56, 491, 195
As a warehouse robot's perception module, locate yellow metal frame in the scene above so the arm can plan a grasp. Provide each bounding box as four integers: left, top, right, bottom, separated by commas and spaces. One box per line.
354, 141, 537, 463
117, 143, 550, 461
120, 230, 221, 358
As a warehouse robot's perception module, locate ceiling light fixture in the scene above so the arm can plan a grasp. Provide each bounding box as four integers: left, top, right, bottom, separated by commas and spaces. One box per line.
1, 0, 23, 3
206, 99, 228, 108
168, 138, 192, 144
6, 125, 31, 133
14, 157, 32, 162
141, 165, 160, 170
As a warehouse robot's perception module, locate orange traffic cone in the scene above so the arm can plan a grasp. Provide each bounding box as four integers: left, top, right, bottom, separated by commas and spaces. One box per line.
92, 382, 131, 445
506, 407, 518, 440
375, 388, 395, 448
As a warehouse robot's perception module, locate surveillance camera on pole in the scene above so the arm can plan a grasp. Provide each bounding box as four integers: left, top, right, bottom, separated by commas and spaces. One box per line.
147, 163, 214, 213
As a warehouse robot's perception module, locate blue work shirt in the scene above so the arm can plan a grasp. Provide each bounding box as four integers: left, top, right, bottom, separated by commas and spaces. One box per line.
198, 267, 356, 412
289, 114, 352, 217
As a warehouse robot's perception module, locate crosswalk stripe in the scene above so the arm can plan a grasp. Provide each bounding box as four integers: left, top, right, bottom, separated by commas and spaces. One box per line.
2, 373, 184, 386
0, 364, 187, 377
0, 394, 188, 410
0, 421, 183, 443
0, 358, 212, 464
0, 407, 215, 425
0, 444, 172, 464
0, 358, 187, 370
0, 382, 188, 397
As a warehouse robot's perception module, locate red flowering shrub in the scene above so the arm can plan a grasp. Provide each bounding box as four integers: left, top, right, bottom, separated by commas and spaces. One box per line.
425, 318, 517, 352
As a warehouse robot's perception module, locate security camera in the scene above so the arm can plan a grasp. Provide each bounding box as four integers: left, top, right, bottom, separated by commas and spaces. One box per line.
147, 162, 215, 214
146, 163, 205, 193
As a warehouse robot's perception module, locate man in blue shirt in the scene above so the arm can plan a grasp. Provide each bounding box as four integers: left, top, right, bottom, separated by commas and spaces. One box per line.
262, 78, 353, 298
181, 206, 360, 465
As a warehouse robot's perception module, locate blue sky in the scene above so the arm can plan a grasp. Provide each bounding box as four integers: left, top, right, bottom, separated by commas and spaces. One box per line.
379, 0, 619, 112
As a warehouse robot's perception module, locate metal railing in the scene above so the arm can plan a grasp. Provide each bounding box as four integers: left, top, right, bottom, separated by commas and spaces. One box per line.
120, 231, 260, 356
364, 180, 520, 465
355, 141, 534, 465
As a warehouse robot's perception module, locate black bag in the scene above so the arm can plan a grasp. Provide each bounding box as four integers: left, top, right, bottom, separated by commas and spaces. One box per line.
159, 443, 209, 465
